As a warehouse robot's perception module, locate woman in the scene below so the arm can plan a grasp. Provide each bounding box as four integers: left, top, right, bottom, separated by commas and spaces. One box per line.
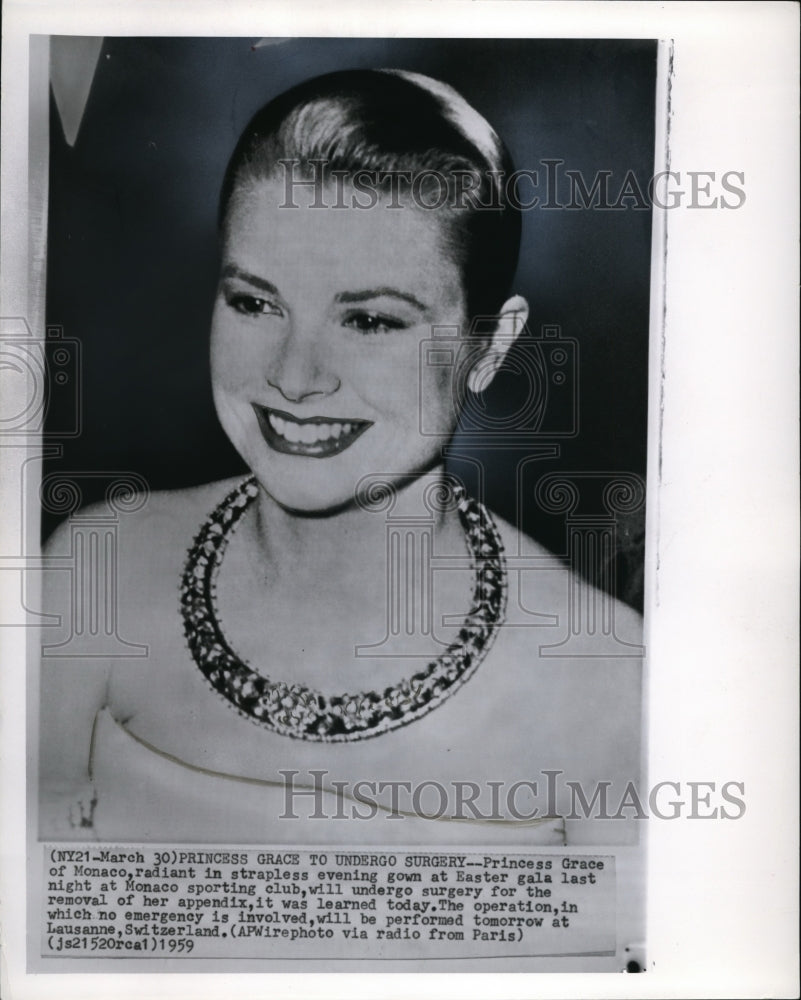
40, 69, 642, 846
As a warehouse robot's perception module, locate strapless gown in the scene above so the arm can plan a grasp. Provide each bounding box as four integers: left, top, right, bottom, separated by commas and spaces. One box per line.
43, 707, 568, 846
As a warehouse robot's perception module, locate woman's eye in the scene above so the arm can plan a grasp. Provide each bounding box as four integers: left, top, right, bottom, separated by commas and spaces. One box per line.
343, 312, 407, 335
226, 293, 283, 318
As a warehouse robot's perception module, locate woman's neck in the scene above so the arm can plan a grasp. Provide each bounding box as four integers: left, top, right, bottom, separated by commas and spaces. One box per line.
245, 466, 465, 597
213, 466, 478, 687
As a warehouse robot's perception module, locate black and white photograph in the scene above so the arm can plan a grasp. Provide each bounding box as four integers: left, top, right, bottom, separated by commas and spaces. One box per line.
34, 33, 653, 970
1, 1, 798, 997
18, 28, 656, 973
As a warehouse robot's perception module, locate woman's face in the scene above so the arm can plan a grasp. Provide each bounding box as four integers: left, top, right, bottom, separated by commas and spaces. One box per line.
211, 176, 472, 513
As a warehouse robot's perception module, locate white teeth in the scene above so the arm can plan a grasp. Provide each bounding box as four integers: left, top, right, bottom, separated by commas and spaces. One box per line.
287, 422, 303, 443
266, 410, 360, 446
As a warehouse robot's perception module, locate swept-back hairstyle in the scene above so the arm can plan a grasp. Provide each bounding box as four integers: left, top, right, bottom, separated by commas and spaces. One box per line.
218, 69, 522, 321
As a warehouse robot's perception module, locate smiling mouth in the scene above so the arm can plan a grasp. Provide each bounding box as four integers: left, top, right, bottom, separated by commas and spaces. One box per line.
253, 404, 373, 458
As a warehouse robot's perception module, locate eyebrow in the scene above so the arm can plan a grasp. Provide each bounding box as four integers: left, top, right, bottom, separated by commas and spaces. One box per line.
335, 288, 429, 312
220, 265, 281, 297
222, 266, 428, 313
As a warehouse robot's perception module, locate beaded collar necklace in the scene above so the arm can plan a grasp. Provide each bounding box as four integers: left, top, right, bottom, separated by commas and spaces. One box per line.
180, 476, 507, 742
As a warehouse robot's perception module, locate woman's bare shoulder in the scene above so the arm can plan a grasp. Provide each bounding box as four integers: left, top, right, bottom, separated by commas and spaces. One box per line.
38, 481, 246, 805
483, 506, 643, 752
488, 507, 642, 638
489, 509, 565, 566
122, 476, 243, 539
44, 476, 243, 558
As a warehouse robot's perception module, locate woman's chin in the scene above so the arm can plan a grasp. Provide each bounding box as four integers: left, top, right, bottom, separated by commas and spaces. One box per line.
251, 474, 362, 518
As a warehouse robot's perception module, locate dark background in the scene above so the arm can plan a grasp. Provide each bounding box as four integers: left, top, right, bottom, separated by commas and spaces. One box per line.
44, 37, 656, 609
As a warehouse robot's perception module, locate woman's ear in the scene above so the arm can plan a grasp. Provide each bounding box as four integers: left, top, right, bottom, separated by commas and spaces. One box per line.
467, 294, 529, 393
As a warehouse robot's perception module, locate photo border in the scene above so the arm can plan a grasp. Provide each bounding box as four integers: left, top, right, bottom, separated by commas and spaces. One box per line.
2, 2, 798, 999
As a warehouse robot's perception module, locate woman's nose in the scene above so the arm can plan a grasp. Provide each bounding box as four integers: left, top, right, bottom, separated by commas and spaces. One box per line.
266, 325, 341, 403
